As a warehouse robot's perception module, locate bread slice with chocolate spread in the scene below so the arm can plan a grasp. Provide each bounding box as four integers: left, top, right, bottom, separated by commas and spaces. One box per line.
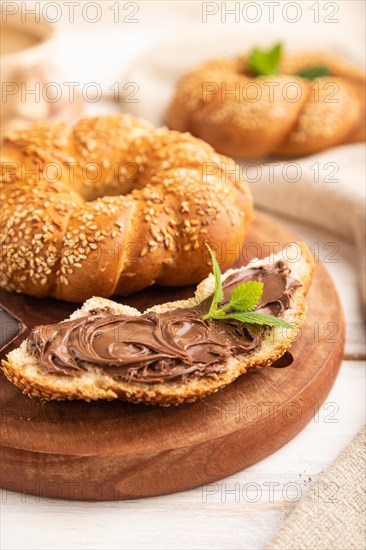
2, 243, 315, 406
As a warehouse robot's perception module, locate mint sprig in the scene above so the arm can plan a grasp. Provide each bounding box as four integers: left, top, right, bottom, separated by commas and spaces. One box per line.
248, 43, 282, 76
296, 65, 330, 79
205, 242, 223, 317
229, 281, 263, 311
221, 312, 293, 328
203, 244, 293, 329
247, 43, 330, 81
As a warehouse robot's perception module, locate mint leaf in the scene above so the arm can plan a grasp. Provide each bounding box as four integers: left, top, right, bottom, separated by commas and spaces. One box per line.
248, 43, 282, 76
296, 65, 330, 79
205, 243, 223, 314
222, 312, 293, 329
229, 281, 263, 311
202, 244, 294, 330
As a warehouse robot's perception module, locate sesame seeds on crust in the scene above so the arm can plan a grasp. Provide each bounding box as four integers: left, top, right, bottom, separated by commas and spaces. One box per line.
0, 114, 253, 301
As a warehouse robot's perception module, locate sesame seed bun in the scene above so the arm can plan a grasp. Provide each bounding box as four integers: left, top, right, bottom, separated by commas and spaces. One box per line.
0, 114, 253, 301
166, 51, 365, 158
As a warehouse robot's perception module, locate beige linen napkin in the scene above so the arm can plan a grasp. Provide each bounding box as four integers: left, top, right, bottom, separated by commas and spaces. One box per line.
266, 427, 366, 550
244, 143, 366, 304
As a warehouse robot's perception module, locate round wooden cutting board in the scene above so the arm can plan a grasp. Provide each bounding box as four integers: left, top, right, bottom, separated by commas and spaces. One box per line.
0, 212, 344, 501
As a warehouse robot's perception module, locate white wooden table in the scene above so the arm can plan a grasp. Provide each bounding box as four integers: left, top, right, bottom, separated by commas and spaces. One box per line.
1, 3, 365, 549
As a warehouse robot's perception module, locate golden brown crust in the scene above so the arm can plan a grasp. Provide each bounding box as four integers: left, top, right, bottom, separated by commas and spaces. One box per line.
2, 243, 315, 406
166, 51, 366, 158
0, 115, 253, 301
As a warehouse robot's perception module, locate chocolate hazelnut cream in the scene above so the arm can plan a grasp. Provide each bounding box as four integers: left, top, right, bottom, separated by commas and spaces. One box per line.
27, 260, 300, 384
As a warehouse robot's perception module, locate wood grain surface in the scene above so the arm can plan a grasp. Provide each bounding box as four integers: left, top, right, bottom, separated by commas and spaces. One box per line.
0, 212, 345, 501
